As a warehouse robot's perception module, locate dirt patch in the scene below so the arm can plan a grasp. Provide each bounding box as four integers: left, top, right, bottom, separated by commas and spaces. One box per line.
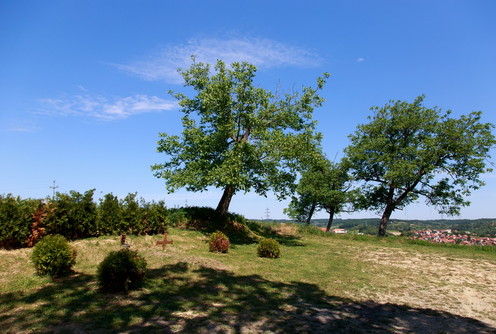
350, 246, 496, 327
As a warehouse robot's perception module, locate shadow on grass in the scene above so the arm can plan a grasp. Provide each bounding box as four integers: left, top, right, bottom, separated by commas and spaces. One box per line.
1, 263, 494, 333
192, 219, 306, 248
169, 206, 307, 247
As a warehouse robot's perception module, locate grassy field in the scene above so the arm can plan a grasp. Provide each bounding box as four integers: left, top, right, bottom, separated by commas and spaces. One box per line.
1, 223, 495, 333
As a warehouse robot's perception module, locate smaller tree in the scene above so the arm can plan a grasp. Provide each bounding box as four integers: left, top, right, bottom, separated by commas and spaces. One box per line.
344, 95, 495, 236
286, 157, 358, 232
284, 192, 317, 226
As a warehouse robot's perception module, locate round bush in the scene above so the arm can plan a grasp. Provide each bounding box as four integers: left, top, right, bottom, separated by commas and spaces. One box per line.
208, 230, 230, 253
257, 238, 281, 258
97, 248, 147, 292
31, 235, 77, 278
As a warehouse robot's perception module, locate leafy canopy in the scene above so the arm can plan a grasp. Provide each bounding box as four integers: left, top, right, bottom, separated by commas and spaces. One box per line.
152, 59, 329, 210
344, 95, 495, 231
285, 157, 358, 226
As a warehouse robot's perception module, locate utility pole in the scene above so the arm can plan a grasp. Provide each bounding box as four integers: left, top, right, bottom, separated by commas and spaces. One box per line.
265, 207, 270, 220
49, 180, 59, 199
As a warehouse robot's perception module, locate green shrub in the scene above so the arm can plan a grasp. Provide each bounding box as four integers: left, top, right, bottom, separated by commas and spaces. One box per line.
45, 190, 97, 240
143, 200, 168, 234
257, 238, 281, 258
120, 193, 142, 234
97, 248, 147, 292
209, 231, 230, 253
31, 235, 77, 278
97, 193, 122, 235
167, 209, 188, 227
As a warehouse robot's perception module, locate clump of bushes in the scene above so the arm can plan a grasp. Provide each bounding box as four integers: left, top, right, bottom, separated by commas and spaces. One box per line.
97, 248, 147, 292
257, 238, 281, 258
0, 195, 41, 249
209, 230, 230, 253
31, 235, 77, 278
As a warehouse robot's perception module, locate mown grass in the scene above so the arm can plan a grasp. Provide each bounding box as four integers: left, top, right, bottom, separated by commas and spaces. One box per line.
1, 223, 495, 333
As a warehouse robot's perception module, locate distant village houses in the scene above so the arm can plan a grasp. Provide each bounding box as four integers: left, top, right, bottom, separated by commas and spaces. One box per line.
319, 227, 348, 234
411, 229, 496, 247
332, 228, 348, 234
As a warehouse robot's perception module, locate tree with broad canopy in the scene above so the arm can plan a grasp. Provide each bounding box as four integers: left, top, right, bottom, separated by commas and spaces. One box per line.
152, 58, 329, 219
344, 95, 495, 236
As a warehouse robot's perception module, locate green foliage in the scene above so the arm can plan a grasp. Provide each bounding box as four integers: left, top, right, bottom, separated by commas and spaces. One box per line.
167, 206, 247, 230
286, 157, 360, 230
167, 208, 188, 227
120, 193, 142, 234
45, 189, 97, 239
182, 206, 219, 227
30, 235, 76, 278
142, 200, 168, 234
344, 95, 496, 236
1, 191, 170, 248
97, 248, 147, 293
98, 193, 169, 235
0, 195, 39, 248
257, 238, 281, 258
208, 230, 230, 253
152, 58, 329, 216
284, 192, 317, 225
97, 193, 121, 235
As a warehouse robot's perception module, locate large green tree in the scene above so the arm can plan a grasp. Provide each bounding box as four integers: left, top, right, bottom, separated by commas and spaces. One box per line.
344, 95, 495, 236
152, 59, 328, 217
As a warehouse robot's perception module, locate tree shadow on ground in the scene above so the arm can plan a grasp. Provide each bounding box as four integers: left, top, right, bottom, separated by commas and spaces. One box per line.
192, 219, 306, 247
1, 262, 494, 333
171, 205, 307, 247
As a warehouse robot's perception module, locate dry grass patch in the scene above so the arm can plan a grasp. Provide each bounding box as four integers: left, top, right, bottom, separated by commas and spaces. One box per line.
271, 223, 299, 236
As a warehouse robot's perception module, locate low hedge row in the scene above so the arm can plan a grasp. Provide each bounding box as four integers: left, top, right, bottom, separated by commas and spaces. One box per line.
0, 192, 247, 249
0, 191, 168, 248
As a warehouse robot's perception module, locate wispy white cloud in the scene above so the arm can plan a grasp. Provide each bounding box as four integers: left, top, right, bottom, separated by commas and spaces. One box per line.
115, 37, 322, 83
38, 93, 177, 120
357, 57, 365, 62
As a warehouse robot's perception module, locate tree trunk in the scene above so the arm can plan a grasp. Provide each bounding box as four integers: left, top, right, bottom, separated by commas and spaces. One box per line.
215, 185, 235, 217
325, 206, 335, 232
378, 203, 395, 237
305, 201, 317, 225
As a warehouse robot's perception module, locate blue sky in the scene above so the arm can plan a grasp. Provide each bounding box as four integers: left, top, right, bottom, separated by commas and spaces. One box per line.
1, 0, 495, 220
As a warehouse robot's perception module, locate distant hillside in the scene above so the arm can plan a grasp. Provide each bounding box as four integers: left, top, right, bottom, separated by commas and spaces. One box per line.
259, 218, 496, 237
